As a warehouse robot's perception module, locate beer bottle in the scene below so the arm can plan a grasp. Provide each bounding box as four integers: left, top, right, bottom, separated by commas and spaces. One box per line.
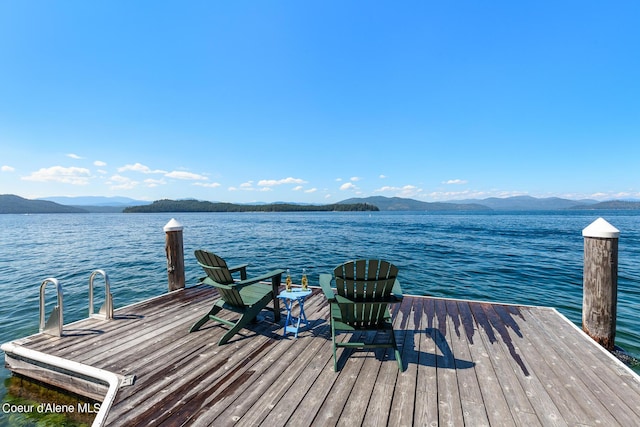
285, 269, 292, 292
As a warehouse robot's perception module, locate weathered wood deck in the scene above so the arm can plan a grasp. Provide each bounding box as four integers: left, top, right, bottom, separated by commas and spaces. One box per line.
4, 284, 640, 426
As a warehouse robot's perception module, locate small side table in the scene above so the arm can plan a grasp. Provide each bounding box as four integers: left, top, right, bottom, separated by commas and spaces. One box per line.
278, 289, 312, 338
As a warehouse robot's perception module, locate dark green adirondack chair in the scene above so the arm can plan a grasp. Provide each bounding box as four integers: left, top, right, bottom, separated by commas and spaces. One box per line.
190, 250, 285, 345
320, 259, 404, 371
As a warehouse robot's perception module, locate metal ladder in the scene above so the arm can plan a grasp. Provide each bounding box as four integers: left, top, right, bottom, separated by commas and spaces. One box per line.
39, 270, 114, 337
39, 278, 64, 337
89, 269, 114, 320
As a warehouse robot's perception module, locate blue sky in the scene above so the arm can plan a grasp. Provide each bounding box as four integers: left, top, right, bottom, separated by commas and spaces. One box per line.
1, 1, 639, 203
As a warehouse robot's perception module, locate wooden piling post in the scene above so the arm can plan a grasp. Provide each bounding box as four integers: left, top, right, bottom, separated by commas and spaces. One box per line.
164, 218, 185, 292
582, 217, 619, 351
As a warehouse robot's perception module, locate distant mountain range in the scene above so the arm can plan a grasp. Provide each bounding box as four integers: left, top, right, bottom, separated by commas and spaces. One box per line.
450, 195, 597, 210
0, 194, 88, 214
33, 196, 151, 213
338, 196, 490, 211
40, 196, 150, 206
569, 200, 640, 210
2, 194, 640, 214
338, 195, 640, 211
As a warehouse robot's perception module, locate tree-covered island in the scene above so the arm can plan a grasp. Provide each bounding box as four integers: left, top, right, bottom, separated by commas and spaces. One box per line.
123, 199, 379, 213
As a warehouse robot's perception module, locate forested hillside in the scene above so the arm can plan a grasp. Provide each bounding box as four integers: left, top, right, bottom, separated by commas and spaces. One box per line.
0, 195, 87, 214
123, 199, 379, 213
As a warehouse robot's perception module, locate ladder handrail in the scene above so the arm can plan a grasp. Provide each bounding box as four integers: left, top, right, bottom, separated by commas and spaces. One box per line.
39, 278, 63, 337
89, 269, 113, 320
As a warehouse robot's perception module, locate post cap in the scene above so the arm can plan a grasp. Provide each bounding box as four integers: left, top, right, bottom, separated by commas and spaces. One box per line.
163, 218, 184, 232
582, 217, 619, 239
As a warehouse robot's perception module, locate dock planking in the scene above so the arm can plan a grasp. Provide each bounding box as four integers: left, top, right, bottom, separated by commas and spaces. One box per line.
3, 284, 640, 426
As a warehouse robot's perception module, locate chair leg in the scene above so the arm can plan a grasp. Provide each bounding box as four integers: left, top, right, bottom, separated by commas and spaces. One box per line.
395, 348, 403, 372
390, 330, 403, 372
271, 275, 281, 322
217, 305, 263, 345
189, 306, 222, 333
332, 321, 338, 372
218, 322, 244, 345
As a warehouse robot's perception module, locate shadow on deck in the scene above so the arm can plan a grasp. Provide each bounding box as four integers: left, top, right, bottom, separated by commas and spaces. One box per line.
3, 284, 640, 426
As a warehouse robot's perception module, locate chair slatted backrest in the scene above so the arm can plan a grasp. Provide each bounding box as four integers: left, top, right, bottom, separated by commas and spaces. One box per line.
194, 250, 243, 307
334, 259, 399, 327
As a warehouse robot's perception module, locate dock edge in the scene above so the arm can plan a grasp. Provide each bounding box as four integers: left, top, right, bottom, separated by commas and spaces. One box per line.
1, 341, 126, 427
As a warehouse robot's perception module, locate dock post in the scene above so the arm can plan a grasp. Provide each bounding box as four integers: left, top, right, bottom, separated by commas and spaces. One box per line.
164, 218, 185, 292
582, 217, 619, 351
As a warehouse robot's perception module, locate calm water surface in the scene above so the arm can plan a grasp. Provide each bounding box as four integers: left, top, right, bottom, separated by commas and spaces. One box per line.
1, 211, 639, 423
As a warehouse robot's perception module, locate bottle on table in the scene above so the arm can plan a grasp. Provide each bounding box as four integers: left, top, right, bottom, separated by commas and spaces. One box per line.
301, 268, 308, 291
285, 269, 292, 292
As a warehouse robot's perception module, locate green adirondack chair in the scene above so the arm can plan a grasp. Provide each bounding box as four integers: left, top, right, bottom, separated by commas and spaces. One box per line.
190, 250, 285, 345
320, 259, 404, 371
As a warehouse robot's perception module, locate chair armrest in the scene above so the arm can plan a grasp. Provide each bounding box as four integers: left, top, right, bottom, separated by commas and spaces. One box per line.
228, 263, 248, 280
319, 274, 335, 300
391, 279, 403, 301
202, 276, 234, 289
237, 269, 285, 288
334, 294, 354, 304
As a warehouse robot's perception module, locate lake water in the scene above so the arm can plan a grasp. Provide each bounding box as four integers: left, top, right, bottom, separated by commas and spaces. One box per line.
1, 211, 639, 423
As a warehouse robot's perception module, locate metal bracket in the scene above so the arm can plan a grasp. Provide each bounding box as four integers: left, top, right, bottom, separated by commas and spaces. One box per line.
120, 374, 136, 387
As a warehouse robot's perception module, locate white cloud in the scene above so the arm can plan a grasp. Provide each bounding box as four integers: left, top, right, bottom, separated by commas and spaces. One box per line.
493, 190, 528, 198
375, 186, 395, 192
340, 182, 357, 191
350, 176, 361, 182
398, 185, 422, 197
67, 153, 83, 159
379, 174, 387, 179
425, 189, 526, 200
426, 190, 476, 200
143, 178, 166, 188
165, 171, 208, 180
374, 184, 423, 198
107, 175, 138, 190
109, 175, 132, 184
290, 185, 318, 194
22, 166, 91, 185
118, 163, 167, 174
117, 163, 207, 181
591, 191, 640, 200
94, 160, 107, 167
258, 177, 307, 186
443, 179, 468, 185
589, 192, 609, 199
230, 182, 255, 191
1, 165, 15, 172
194, 182, 221, 188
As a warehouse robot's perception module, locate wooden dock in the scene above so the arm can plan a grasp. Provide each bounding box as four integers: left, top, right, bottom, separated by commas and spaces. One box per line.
3, 284, 640, 426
